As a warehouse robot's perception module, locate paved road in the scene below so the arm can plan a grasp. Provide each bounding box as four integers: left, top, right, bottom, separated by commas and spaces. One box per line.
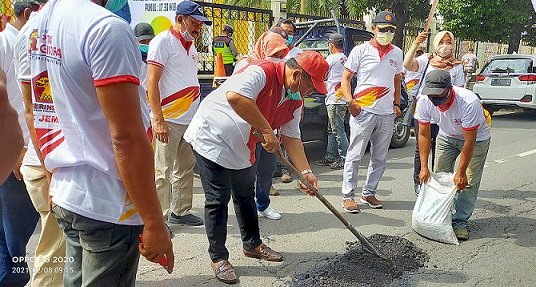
25, 109, 536, 286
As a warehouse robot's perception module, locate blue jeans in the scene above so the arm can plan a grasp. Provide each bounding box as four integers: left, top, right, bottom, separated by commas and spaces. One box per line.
434, 136, 490, 229
325, 104, 349, 160
0, 173, 39, 287
52, 204, 143, 287
254, 143, 277, 212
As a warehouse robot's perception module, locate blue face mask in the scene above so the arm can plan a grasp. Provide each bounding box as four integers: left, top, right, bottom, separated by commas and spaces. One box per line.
139, 44, 149, 54
286, 77, 302, 100
286, 35, 294, 46
105, 0, 131, 23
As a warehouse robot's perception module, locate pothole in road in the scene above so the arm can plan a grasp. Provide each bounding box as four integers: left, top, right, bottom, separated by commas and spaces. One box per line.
292, 234, 430, 287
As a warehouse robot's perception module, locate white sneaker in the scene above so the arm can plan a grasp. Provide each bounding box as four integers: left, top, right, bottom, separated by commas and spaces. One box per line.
258, 206, 281, 220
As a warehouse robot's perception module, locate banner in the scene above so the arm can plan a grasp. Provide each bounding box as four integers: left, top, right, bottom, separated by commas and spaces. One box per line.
128, 0, 178, 35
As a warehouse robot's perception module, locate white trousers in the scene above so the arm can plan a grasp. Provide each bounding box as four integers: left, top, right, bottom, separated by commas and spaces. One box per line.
342, 110, 395, 198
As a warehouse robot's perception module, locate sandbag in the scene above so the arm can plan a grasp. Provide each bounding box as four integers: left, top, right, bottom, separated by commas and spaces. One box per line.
412, 172, 459, 245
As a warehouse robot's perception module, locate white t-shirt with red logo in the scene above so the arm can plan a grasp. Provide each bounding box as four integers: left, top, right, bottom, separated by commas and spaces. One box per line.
345, 41, 403, 115
184, 64, 302, 170
147, 28, 200, 125
30, 0, 150, 225
324, 52, 347, 105
415, 86, 491, 142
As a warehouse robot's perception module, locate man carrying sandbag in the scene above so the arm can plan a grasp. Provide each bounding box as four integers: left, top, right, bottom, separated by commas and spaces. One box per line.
415, 70, 491, 241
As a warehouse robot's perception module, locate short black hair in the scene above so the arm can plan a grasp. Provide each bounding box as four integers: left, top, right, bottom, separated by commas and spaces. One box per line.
13, 1, 33, 17
285, 58, 311, 81
280, 19, 296, 32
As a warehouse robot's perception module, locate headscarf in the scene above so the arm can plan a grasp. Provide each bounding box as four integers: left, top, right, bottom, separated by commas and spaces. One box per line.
429, 30, 461, 70
254, 31, 289, 59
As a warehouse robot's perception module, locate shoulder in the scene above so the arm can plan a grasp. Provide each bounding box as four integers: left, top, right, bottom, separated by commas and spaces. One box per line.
454, 86, 479, 104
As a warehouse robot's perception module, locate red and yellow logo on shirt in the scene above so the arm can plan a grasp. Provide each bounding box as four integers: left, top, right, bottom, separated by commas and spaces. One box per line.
29, 29, 38, 53
405, 79, 419, 92
32, 71, 53, 103
353, 86, 390, 107
161, 86, 200, 120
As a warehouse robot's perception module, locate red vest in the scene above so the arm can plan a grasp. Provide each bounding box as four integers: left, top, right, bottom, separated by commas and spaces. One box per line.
237, 60, 303, 164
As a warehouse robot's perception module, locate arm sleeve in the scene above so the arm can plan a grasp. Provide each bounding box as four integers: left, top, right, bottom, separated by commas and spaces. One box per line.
226, 65, 266, 101
395, 50, 404, 74
344, 46, 361, 74
415, 54, 429, 75
146, 36, 169, 68
461, 99, 482, 131
279, 105, 302, 139
228, 40, 238, 57
414, 96, 432, 124
14, 29, 31, 84
85, 17, 141, 87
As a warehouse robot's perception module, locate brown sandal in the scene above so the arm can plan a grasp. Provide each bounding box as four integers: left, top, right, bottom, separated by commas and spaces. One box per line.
211, 260, 239, 284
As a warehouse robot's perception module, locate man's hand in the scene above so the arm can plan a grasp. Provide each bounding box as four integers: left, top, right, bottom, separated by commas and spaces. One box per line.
12, 149, 26, 181
299, 172, 318, 196
454, 171, 468, 192
419, 167, 430, 185
259, 129, 280, 153
414, 31, 430, 45
153, 119, 169, 143
394, 105, 402, 117
138, 223, 175, 274
348, 101, 361, 117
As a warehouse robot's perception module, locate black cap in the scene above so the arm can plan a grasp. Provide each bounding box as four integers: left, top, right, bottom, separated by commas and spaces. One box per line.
175, 0, 212, 26
134, 23, 155, 41
373, 11, 396, 28
421, 70, 452, 95
223, 24, 234, 33
328, 33, 344, 46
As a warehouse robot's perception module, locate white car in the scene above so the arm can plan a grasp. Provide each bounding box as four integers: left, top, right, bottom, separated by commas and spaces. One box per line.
472, 54, 536, 114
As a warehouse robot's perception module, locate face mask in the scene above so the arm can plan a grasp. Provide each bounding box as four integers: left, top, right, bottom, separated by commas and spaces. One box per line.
375, 32, 394, 46
286, 35, 294, 46
105, 0, 131, 23
436, 44, 454, 58
180, 19, 196, 42
139, 44, 149, 55
428, 90, 450, 106
286, 76, 302, 100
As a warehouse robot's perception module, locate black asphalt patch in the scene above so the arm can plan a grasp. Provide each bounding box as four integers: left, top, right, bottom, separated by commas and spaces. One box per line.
293, 234, 430, 287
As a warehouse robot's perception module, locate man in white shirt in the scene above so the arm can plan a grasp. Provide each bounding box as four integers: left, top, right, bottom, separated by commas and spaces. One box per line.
147, 0, 209, 226
462, 48, 479, 87
415, 70, 491, 241
0, 1, 40, 285
340, 11, 403, 213
185, 51, 328, 284
281, 19, 303, 60
315, 33, 349, 170
30, 0, 174, 285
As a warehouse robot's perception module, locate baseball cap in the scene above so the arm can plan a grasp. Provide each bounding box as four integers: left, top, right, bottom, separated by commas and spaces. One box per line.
328, 33, 344, 46
223, 24, 234, 33
134, 23, 155, 41
421, 70, 452, 95
295, 51, 329, 95
373, 11, 396, 29
176, 0, 212, 26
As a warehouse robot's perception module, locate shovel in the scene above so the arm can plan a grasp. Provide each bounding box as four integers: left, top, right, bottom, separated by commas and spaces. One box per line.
253, 131, 395, 266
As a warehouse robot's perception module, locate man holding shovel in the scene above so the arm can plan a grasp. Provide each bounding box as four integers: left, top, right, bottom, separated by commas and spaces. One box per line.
184, 51, 328, 284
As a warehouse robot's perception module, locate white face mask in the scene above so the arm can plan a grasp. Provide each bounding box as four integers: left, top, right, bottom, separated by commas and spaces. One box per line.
376, 32, 394, 46
180, 19, 196, 42
436, 44, 454, 58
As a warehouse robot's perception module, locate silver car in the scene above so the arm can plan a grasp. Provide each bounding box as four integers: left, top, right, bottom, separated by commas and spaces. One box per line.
473, 54, 536, 114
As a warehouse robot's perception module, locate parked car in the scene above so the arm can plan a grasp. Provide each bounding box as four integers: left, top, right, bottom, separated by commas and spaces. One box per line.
473, 54, 536, 114
295, 24, 411, 148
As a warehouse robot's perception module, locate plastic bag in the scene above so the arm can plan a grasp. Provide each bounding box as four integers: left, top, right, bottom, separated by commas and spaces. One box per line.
412, 172, 459, 245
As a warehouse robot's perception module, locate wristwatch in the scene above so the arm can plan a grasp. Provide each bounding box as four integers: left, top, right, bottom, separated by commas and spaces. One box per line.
345, 100, 352, 107
301, 169, 313, 176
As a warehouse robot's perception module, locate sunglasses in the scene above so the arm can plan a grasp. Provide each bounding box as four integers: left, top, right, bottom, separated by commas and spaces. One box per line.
378, 27, 396, 33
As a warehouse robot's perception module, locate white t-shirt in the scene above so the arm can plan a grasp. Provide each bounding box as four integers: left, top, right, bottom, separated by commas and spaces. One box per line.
415, 86, 491, 142
31, 0, 150, 225
324, 52, 347, 105
462, 53, 478, 70
184, 64, 302, 170
284, 46, 303, 61
147, 29, 200, 125
345, 41, 403, 115
0, 23, 40, 166
402, 67, 423, 98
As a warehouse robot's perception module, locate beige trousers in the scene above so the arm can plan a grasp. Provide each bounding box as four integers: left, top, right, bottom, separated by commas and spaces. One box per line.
154, 122, 195, 217
21, 165, 66, 287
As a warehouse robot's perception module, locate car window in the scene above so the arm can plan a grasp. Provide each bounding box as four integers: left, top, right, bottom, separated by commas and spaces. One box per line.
297, 39, 329, 57
482, 58, 532, 74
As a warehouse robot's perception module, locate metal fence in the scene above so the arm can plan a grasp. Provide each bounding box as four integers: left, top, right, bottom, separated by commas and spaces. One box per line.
196, 1, 273, 74
0, 0, 14, 32
287, 12, 365, 30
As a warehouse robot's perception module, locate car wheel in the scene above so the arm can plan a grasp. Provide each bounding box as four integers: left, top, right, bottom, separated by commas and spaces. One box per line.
482, 104, 497, 116
390, 115, 410, 148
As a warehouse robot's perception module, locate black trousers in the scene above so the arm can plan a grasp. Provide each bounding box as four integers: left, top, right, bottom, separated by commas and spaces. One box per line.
194, 151, 262, 262
413, 119, 440, 185
224, 64, 235, 76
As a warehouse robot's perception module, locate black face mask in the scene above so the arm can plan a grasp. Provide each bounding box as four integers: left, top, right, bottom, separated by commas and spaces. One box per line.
428, 90, 450, 106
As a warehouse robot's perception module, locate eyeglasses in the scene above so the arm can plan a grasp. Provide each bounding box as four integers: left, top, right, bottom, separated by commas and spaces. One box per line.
378, 27, 396, 33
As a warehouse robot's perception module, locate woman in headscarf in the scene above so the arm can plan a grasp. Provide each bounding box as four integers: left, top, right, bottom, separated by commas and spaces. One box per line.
403, 30, 465, 194
233, 29, 289, 220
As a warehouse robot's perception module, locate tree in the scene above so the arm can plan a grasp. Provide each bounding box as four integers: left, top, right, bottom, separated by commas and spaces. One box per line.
439, 0, 535, 53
